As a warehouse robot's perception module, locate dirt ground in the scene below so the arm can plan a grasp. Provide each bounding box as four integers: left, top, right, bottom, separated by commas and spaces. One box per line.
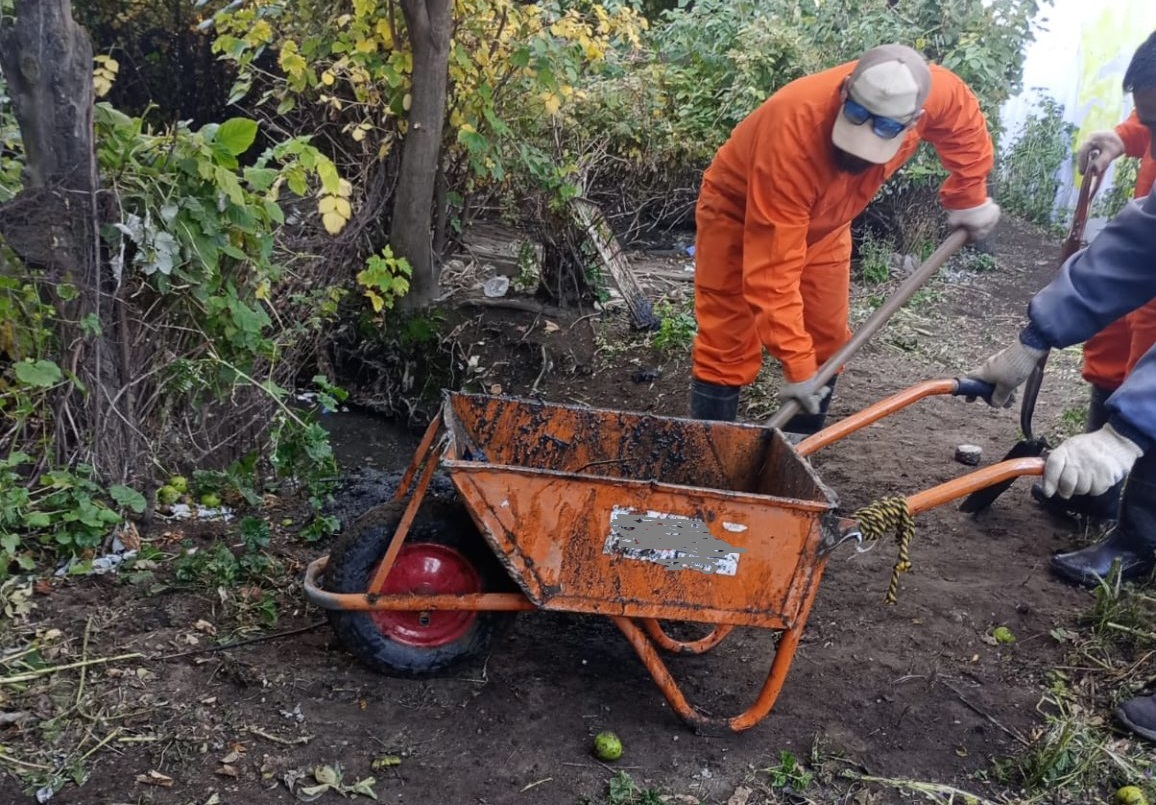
0, 216, 1118, 804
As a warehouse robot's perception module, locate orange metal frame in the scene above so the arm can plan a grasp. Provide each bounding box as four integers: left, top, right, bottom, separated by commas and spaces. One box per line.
302, 379, 1044, 733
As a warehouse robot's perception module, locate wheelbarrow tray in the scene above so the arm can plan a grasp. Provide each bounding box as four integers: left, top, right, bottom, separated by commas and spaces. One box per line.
439, 392, 841, 630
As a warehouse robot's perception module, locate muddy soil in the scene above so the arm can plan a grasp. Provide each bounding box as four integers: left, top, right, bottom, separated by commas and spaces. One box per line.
0, 217, 1109, 804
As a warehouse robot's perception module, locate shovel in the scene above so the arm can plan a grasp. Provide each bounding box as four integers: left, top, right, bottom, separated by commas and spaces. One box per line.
766, 228, 970, 430
958, 161, 1104, 514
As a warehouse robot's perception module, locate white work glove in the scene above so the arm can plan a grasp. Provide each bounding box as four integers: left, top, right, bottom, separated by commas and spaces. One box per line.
1076, 129, 1125, 176
781, 376, 830, 415
1042, 424, 1143, 499
946, 198, 1001, 241
965, 341, 1047, 408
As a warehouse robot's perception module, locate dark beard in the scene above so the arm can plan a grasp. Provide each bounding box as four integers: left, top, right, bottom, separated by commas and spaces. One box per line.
833, 147, 876, 175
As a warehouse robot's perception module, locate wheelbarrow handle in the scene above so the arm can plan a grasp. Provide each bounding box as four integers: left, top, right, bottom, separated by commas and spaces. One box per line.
906, 456, 1045, 515
766, 228, 971, 430
794, 376, 994, 457
953, 377, 995, 403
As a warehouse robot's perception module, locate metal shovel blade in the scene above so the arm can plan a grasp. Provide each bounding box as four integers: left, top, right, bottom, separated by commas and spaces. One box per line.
958, 356, 1048, 514
956, 436, 1048, 513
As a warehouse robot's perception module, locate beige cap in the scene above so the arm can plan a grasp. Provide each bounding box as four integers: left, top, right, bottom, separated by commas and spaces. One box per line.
832, 44, 931, 164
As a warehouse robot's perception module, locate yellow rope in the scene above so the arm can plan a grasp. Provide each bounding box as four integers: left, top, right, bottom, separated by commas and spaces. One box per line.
853, 497, 916, 604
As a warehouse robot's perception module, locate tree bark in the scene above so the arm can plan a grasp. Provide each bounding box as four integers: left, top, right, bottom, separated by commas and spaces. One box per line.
392, 0, 453, 309
0, 0, 135, 481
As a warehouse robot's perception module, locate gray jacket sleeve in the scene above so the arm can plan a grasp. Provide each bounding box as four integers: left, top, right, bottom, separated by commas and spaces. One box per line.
1019, 192, 1156, 452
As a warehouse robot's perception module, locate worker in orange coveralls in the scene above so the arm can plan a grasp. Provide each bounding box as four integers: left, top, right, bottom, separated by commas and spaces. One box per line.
689, 44, 999, 434
1031, 112, 1156, 521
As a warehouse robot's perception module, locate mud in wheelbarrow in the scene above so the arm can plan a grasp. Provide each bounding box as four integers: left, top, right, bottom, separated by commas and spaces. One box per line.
303, 379, 1043, 733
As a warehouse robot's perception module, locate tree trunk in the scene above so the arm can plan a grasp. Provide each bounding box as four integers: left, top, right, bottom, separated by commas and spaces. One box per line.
392, 0, 453, 309
0, 0, 136, 482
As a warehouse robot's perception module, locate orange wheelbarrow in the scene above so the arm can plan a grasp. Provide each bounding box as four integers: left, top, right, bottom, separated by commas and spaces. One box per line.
303, 378, 1043, 733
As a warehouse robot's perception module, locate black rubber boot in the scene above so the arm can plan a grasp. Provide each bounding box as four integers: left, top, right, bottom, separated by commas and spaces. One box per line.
689, 379, 740, 422
1117, 692, 1156, 741
1049, 450, 1156, 588
1032, 385, 1122, 521
781, 377, 838, 437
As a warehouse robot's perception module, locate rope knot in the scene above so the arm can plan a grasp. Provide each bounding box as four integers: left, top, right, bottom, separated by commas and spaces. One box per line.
853, 496, 916, 604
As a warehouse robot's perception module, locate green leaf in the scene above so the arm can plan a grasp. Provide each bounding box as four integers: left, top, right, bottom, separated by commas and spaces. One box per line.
244, 167, 279, 192
109, 484, 147, 514
216, 118, 259, 156
214, 166, 247, 205
23, 512, 51, 529
13, 359, 63, 388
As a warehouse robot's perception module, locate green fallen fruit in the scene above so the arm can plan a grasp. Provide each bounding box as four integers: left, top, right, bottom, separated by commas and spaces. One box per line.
593, 731, 622, 761
992, 626, 1015, 644
168, 475, 189, 494
281, 518, 294, 527
199, 493, 222, 508
1116, 786, 1148, 805
156, 485, 180, 505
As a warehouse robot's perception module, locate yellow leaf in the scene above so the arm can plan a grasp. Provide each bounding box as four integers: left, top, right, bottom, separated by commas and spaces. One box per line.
318, 196, 338, 215
355, 38, 377, 54
255, 281, 270, 301
321, 71, 336, 86
322, 211, 346, 235
364, 289, 385, 313
374, 19, 394, 47
338, 178, 353, 198
334, 198, 352, 219
352, 126, 366, 142
543, 93, 561, 115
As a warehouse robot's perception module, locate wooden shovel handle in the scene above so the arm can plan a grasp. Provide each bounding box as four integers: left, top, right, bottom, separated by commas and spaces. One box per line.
766, 229, 970, 430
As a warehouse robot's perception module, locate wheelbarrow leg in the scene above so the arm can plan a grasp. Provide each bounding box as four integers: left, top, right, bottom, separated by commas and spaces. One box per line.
613, 593, 820, 733
639, 620, 734, 654
364, 417, 447, 594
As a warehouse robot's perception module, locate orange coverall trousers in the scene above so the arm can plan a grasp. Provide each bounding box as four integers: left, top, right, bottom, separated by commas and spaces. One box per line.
1081, 154, 1156, 392
692, 225, 852, 387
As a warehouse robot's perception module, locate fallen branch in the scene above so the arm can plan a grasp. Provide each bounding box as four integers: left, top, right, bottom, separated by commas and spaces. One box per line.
0, 653, 145, 684
939, 680, 1031, 747
248, 726, 314, 746
455, 295, 573, 319
153, 620, 326, 661
843, 770, 999, 804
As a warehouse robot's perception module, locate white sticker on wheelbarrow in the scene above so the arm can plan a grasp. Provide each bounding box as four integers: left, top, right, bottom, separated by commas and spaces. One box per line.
603, 506, 746, 575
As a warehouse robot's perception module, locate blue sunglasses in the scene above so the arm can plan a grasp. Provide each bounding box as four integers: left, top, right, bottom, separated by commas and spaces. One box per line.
842, 98, 910, 140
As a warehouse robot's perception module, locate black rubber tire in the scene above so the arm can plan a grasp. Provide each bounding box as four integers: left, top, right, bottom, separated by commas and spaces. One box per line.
324, 497, 516, 676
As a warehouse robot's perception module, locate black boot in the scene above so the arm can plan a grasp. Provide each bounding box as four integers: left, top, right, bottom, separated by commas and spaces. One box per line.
689, 379, 740, 422
1032, 385, 1122, 521
1117, 692, 1156, 741
781, 377, 838, 437
1049, 450, 1156, 588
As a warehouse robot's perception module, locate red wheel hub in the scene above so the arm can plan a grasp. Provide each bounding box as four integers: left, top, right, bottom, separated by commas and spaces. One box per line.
369, 543, 481, 647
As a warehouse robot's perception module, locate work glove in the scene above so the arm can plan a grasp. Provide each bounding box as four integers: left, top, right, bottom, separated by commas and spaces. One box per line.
1042, 424, 1143, 499
1076, 130, 1125, 176
946, 198, 1001, 241
781, 376, 830, 415
965, 341, 1047, 408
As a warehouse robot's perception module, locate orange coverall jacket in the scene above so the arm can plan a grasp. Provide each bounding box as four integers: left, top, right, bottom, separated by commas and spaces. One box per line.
1081, 110, 1156, 391
692, 61, 993, 387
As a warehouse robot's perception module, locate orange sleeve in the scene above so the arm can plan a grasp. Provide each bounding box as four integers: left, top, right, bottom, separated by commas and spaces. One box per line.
742, 119, 821, 383
917, 65, 995, 211
1116, 110, 1150, 159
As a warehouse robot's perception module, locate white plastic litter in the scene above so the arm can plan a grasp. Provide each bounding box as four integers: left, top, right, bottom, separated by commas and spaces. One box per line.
482, 276, 510, 298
